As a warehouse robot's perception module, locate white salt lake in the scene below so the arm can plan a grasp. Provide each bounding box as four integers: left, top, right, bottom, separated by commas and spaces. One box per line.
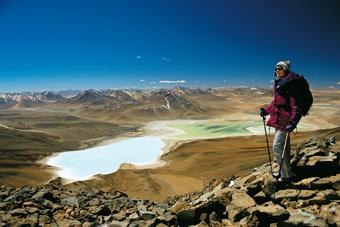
46, 136, 165, 182
44, 119, 319, 182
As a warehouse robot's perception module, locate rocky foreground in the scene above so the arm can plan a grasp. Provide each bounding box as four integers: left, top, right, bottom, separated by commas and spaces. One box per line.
0, 136, 339, 226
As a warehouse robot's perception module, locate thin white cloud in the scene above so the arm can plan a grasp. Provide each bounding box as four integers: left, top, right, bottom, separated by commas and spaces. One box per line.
161, 57, 171, 61
136, 55, 142, 59
150, 81, 157, 84
159, 80, 186, 84
329, 86, 335, 89
336, 81, 340, 85
140, 79, 144, 82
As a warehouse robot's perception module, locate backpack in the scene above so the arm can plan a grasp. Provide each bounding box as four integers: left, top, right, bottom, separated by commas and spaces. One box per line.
286, 74, 313, 116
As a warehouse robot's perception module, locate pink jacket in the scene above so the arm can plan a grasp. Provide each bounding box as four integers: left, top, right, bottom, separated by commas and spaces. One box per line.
264, 72, 302, 130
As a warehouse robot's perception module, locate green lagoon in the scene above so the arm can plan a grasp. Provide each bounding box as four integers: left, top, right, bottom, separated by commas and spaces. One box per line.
168, 120, 264, 139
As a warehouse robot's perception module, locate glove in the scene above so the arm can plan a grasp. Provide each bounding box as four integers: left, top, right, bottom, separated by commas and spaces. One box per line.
259, 108, 267, 117
286, 122, 296, 132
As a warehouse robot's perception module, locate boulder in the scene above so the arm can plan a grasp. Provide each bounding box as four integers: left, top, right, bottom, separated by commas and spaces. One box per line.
32, 190, 57, 203
9, 208, 28, 216
170, 201, 190, 214
62, 196, 79, 207
177, 199, 225, 226
151, 203, 169, 216
177, 208, 196, 226
138, 210, 157, 221
319, 202, 340, 226
90, 205, 111, 216
272, 189, 300, 201
283, 209, 328, 227
306, 154, 337, 168
311, 178, 332, 189
253, 191, 269, 204
212, 187, 236, 206
306, 189, 338, 206
294, 177, 319, 189
249, 202, 289, 224
323, 173, 340, 190
230, 192, 256, 210
298, 190, 317, 199
128, 212, 140, 222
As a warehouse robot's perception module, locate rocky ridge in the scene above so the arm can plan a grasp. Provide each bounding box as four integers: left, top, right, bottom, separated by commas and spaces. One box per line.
0, 136, 339, 226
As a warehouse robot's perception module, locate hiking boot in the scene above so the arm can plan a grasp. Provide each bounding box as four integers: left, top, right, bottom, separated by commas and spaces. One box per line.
272, 172, 280, 179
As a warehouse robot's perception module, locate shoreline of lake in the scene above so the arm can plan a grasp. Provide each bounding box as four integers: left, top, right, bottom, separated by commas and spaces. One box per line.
39, 117, 328, 184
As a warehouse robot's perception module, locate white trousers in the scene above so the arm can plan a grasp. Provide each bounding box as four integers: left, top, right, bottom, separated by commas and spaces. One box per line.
273, 129, 294, 178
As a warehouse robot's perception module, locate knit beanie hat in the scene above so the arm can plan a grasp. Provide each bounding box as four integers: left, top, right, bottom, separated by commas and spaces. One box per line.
275, 60, 291, 71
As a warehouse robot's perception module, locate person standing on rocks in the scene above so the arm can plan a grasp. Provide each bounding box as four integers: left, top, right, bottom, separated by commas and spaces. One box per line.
260, 60, 303, 182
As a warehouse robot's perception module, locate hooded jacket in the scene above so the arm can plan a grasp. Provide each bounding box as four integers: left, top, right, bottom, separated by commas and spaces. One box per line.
264, 71, 302, 130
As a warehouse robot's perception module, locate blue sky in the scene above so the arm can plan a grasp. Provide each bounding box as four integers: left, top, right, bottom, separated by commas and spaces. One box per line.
0, 0, 339, 92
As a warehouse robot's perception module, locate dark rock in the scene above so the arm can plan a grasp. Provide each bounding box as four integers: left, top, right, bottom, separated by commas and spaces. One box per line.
46, 177, 63, 187
91, 205, 111, 216
112, 197, 134, 211
84, 213, 97, 222
62, 196, 79, 207
177, 208, 196, 226
32, 190, 57, 203
9, 208, 28, 216
138, 210, 157, 221
16, 186, 35, 199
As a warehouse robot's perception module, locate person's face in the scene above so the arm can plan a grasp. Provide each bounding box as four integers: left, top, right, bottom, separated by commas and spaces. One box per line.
275, 66, 288, 79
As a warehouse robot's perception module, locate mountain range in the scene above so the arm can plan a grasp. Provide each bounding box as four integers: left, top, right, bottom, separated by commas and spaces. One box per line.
0, 87, 272, 121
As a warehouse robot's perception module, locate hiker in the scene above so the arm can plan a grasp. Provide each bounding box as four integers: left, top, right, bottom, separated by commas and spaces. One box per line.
259, 60, 304, 182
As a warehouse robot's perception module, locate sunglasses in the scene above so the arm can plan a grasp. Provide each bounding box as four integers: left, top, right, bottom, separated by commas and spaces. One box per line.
275, 67, 284, 71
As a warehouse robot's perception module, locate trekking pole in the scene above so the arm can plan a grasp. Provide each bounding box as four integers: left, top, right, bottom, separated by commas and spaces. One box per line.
262, 116, 273, 175
273, 132, 290, 179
